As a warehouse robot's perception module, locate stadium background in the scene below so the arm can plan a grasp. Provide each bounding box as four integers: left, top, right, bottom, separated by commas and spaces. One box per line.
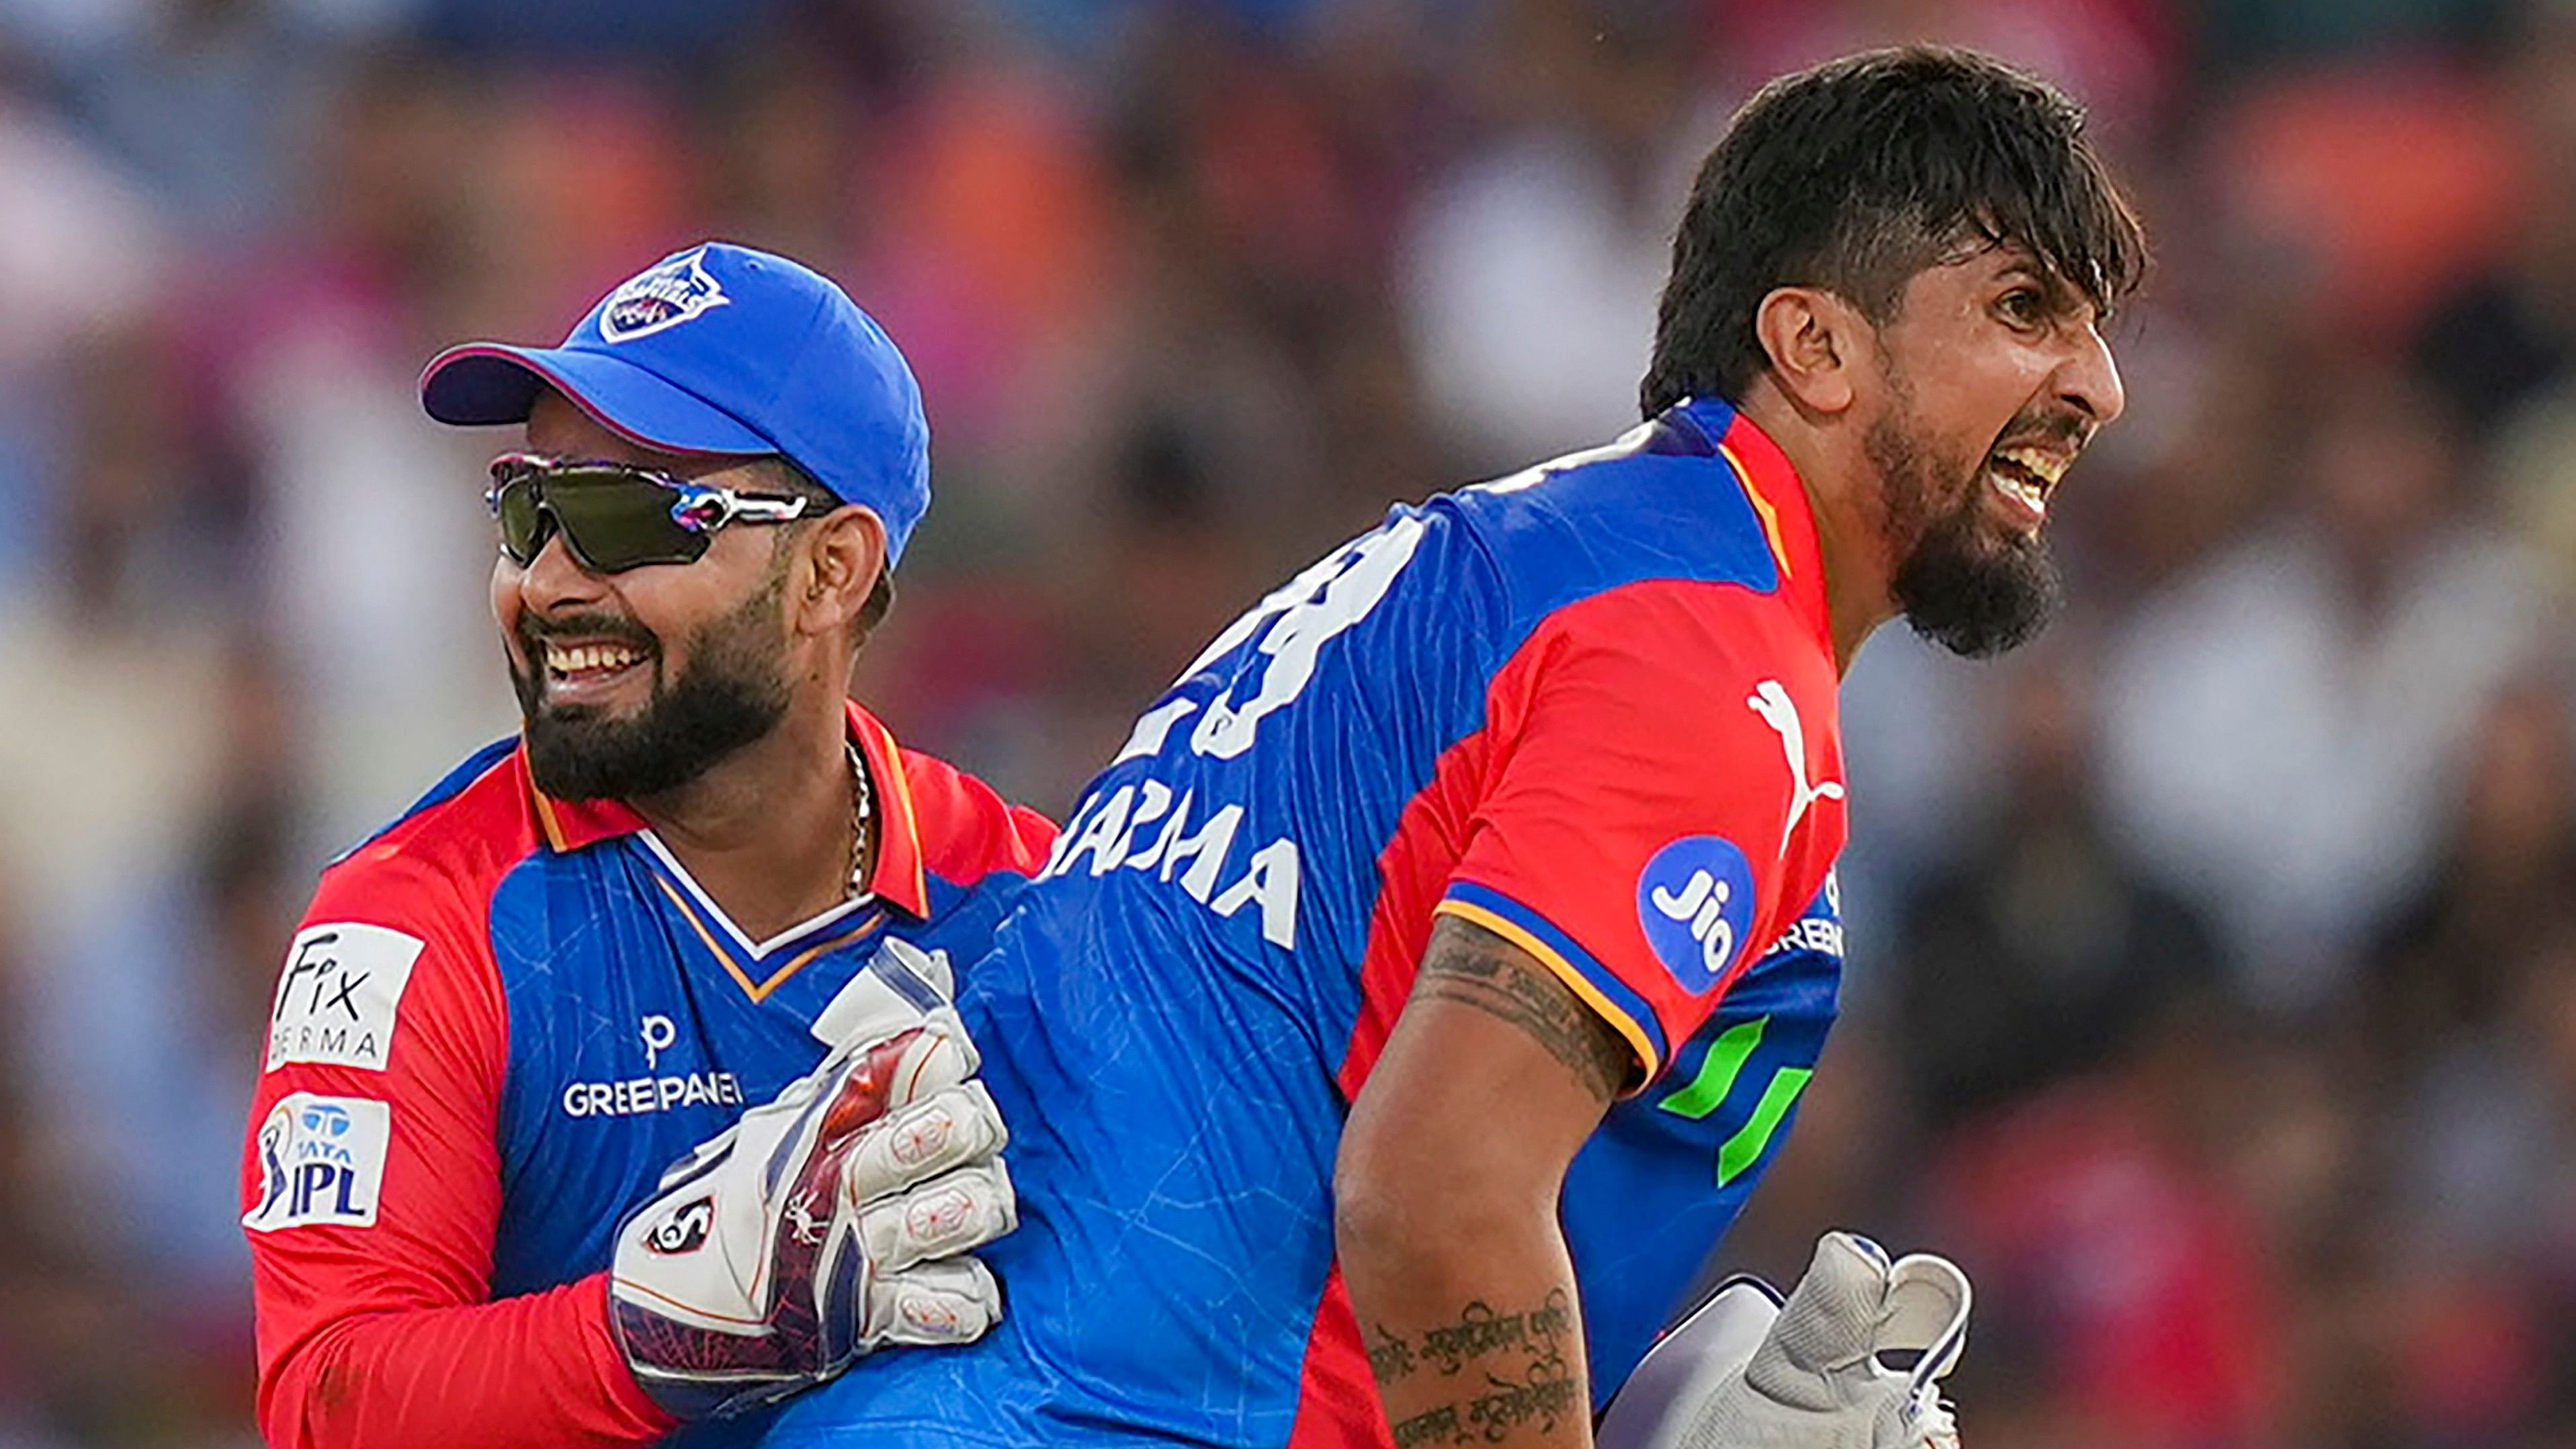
0, 0, 2571, 1443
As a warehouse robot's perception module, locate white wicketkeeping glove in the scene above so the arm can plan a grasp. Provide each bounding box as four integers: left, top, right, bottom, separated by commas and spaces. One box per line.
608, 938, 1017, 1419
1597, 1232, 1971, 1449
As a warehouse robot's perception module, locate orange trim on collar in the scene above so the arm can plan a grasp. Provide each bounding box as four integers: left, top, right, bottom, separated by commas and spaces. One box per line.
518, 704, 930, 920
846, 701, 932, 919
520, 744, 649, 851
1715, 410, 1833, 656
650, 873, 886, 1002
1723, 441, 1791, 580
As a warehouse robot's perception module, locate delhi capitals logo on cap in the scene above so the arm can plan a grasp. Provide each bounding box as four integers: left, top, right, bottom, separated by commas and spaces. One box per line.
1637, 835, 1758, 994
599, 247, 731, 344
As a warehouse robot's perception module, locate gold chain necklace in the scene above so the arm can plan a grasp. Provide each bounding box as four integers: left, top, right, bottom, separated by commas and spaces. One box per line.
846, 740, 875, 899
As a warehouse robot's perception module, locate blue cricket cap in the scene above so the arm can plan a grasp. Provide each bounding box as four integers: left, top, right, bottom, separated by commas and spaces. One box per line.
420, 242, 931, 564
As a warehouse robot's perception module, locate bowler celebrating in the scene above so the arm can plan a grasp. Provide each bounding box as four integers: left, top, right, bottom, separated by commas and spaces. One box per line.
756, 45, 2143, 1449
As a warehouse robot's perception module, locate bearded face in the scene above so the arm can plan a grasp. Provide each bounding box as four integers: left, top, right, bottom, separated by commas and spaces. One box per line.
1844, 245, 2118, 660
1864, 364, 2067, 659
509, 563, 794, 801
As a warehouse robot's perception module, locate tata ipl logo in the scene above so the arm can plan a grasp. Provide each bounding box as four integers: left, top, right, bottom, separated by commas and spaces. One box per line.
599, 247, 732, 343
243, 1094, 388, 1231
1637, 836, 1758, 994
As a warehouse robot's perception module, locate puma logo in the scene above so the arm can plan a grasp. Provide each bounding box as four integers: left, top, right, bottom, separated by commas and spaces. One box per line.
1748, 680, 1843, 850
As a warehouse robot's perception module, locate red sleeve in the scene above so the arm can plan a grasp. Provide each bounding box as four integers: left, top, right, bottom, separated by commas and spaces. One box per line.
1436, 582, 1843, 1088
898, 744, 1060, 879
243, 840, 675, 1449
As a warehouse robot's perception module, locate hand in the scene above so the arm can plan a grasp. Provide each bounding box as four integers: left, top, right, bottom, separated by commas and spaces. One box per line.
608, 939, 1017, 1419
1596, 1232, 1970, 1449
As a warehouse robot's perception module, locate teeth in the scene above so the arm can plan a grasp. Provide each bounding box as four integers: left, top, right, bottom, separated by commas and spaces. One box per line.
1988, 465, 2046, 513
545, 642, 644, 675
1995, 445, 2069, 486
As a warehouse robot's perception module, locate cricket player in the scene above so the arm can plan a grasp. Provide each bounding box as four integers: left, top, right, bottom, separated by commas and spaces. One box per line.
738, 45, 2142, 1448
243, 244, 1055, 1448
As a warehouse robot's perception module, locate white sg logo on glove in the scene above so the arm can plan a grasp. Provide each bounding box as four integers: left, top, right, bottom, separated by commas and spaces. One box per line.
642, 1196, 715, 1255
609, 938, 1019, 1419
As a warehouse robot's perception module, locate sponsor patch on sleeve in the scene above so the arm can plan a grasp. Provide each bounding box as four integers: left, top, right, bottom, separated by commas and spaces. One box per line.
1636, 835, 1759, 994
265, 923, 423, 1073
243, 1094, 391, 1232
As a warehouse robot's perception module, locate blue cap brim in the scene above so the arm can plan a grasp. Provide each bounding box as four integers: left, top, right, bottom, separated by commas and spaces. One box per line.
419, 343, 773, 457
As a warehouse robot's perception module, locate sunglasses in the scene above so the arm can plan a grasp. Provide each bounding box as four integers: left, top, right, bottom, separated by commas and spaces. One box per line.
485, 453, 813, 573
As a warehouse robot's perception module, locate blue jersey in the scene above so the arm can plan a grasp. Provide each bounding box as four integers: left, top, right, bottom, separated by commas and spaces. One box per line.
243, 703, 1054, 1449
763, 397, 1850, 1448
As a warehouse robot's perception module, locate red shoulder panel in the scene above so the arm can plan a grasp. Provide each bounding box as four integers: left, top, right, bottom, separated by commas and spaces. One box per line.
1437, 577, 1846, 1085
897, 744, 1058, 889
244, 750, 668, 1448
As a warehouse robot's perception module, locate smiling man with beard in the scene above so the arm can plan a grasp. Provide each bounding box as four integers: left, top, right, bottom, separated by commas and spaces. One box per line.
738, 45, 2141, 1449
505, 496, 804, 807
241, 244, 1055, 1449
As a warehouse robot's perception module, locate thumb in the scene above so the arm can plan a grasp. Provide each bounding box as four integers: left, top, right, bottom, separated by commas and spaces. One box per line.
1746, 1232, 1892, 1403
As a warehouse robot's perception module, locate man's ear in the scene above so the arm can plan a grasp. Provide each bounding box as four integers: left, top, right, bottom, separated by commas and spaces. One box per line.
789, 504, 888, 642
1752, 286, 1867, 416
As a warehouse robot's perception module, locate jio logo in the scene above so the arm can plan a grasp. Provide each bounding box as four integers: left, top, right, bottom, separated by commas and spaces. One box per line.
1637, 836, 1758, 994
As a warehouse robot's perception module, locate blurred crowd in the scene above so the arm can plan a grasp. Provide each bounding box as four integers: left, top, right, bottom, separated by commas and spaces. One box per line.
0, 0, 2571, 1444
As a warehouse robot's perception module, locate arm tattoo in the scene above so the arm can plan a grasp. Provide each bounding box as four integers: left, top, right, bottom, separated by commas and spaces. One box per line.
1369, 1321, 1418, 1386
1379, 1291, 1584, 1444
1414, 919, 1631, 1103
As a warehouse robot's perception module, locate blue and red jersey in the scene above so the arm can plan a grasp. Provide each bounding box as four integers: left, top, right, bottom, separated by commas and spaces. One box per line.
759, 395, 1852, 1447
241, 701, 1054, 1449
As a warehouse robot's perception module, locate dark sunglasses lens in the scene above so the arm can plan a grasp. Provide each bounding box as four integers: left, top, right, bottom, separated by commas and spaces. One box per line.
492, 478, 550, 565
542, 468, 709, 572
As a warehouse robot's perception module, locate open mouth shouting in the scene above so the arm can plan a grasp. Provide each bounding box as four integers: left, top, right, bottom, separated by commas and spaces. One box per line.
1982, 439, 2075, 533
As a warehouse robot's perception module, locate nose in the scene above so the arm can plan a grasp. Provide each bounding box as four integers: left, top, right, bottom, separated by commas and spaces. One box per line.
2058, 321, 2126, 427
515, 526, 609, 615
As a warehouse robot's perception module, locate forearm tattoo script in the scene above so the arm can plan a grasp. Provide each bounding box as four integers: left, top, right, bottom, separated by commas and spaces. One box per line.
1373, 1292, 1583, 1446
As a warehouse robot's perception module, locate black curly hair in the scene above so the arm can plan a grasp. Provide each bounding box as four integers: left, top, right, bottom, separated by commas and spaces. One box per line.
1641, 46, 2147, 416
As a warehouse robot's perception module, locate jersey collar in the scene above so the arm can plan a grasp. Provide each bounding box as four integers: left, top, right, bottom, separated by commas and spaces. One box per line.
523, 699, 934, 919
1671, 396, 1833, 655
844, 700, 932, 919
